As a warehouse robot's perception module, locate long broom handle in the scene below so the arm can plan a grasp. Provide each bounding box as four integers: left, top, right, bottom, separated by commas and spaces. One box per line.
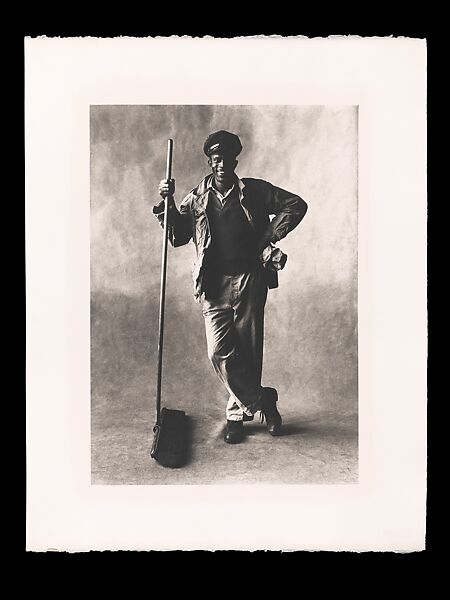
155, 139, 173, 425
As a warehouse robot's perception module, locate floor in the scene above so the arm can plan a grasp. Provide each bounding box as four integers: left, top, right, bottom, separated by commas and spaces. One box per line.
90, 291, 358, 485
91, 369, 358, 485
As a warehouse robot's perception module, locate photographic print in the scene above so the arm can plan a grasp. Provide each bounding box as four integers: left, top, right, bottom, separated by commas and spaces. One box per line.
90, 104, 359, 485
26, 36, 427, 552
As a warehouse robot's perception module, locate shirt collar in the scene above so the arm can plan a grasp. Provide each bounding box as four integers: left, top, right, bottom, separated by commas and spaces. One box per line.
207, 174, 245, 201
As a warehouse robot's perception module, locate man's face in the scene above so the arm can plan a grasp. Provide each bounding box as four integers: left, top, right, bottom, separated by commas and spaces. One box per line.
208, 152, 238, 184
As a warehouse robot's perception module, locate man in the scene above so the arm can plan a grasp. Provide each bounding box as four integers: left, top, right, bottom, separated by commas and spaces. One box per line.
154, 130, 307, 444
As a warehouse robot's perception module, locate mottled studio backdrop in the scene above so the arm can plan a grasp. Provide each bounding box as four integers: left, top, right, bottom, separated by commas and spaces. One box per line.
90, 105, 358, 484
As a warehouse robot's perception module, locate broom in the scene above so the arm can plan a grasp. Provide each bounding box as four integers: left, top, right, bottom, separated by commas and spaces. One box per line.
150, 139, 188, 468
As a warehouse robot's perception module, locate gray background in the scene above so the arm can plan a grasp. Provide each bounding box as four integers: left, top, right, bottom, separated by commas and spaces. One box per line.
90, 105, 358, 484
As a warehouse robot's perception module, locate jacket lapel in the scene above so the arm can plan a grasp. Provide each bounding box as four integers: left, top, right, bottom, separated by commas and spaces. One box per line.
238, 178, 255, 230
192, 175, 213, 212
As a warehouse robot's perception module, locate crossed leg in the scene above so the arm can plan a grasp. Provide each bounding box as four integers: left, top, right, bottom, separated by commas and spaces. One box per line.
202, 269, 268, 421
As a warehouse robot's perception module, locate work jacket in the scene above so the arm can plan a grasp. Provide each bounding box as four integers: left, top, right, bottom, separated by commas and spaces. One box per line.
153, 174, 307, 302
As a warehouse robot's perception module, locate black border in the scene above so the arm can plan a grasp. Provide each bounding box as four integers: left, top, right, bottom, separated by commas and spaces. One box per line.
22, 28, 432, 564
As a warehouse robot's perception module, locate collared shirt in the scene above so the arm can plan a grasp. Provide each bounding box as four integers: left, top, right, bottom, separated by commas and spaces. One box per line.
207, 176, 246, 208
211, 182, 235, 205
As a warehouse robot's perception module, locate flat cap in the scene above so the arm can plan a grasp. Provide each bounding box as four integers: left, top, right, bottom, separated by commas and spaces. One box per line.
203, 130, 242, 157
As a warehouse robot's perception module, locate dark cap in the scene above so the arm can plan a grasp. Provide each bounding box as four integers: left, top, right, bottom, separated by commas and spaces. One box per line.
203, 130, 242, 158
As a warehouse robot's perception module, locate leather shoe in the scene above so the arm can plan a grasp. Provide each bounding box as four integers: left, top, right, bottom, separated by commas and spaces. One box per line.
224, 420, 245, 444
260, 387, 282, 435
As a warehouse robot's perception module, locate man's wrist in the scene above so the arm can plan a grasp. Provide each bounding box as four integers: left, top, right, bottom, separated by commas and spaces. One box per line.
153, 197, 175, 214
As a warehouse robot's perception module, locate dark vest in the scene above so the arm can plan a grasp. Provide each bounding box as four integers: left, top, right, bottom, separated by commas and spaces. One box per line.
205, 186, 258, 275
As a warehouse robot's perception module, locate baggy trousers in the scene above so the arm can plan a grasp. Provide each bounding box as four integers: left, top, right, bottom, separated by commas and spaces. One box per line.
201, 266, 268, 421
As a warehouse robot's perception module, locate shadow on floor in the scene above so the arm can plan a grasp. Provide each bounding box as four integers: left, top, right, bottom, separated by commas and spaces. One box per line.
243, 422, 309, 437
242, 415, 357, 439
